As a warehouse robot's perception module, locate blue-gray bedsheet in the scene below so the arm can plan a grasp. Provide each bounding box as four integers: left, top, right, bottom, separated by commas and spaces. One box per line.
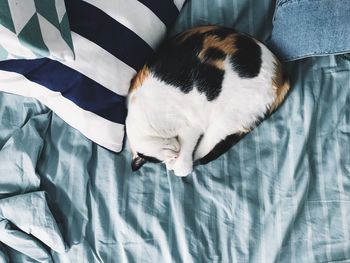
0, 0, 350, 262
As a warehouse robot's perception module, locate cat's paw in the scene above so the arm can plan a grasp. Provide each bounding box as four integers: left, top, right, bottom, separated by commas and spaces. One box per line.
165, 156, 177, 171
173, 160, 193, 177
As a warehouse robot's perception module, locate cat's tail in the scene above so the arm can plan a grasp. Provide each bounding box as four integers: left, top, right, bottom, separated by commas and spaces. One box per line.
269, 59, 290, 113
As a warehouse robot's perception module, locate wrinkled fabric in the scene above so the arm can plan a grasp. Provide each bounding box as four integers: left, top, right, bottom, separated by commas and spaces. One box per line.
0, 113, 46, 199
0, 0, 350, 262
0, 243, 9, 263
0, 107, 65, 262
0, 192, 66, 253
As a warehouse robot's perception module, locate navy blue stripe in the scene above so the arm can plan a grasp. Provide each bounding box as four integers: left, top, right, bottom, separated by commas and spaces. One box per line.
64, 0, 154, 71
0, 59, 127, 124
137, 0, 180, 28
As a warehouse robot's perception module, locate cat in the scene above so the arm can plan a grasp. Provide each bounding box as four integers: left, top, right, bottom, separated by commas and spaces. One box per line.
126, 25, 289, 177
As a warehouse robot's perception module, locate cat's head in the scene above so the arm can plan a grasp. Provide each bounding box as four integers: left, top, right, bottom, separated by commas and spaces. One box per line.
126, 120, 180, 171
126, 66, 180, 172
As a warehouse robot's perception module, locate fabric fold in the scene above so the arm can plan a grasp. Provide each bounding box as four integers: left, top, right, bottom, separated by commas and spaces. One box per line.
0, 109, 66, 262
0, 191, 66, 259
0, 112, 50, 198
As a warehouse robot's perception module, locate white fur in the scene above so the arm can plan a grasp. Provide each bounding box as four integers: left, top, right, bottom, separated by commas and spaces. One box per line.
126, 43, 277, 177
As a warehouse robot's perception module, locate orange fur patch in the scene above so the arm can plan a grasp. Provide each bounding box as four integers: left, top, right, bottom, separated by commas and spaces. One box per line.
234, 128, 250, 136
177, 26, 238, 71
201, 34, 237, 55
270, 59, 290, 112
198, 34, 237, 70
208, 59, 225, 70
178, 25, 220, 42
129, 66, 150, 94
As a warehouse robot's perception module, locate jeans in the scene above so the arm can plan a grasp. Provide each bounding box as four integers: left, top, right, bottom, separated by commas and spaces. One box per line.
268, 0, 350, 61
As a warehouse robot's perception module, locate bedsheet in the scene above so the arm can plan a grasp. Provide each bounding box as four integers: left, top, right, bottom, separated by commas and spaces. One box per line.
1, 0, 350, 262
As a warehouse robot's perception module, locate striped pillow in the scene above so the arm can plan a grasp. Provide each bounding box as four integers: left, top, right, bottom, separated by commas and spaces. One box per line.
0, 0, 74, 61
0, 0, 187, 152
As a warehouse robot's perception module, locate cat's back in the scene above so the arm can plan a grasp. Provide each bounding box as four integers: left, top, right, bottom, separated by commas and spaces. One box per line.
129, 26, 288, 125
139, 26, 279, 100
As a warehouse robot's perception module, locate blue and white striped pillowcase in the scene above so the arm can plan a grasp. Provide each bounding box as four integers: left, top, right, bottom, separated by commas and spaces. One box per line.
0, 0, 186, 152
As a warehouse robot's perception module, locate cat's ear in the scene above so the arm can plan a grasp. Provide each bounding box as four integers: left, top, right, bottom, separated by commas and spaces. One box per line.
131, 156, 147, 171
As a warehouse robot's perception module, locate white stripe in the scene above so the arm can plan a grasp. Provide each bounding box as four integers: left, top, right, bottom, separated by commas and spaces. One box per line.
37, 14, 74, 61
55, 0, 66, 23
8, 0, 36, 34
0, 70, 124, 152
285, 101, 297, 263
166, 175, 191, 263
316, 123, 332, 261
331, 71, 350, 259
238, 142, 250, 257
173, 0, 186, 10
62, 32, 136, 96
271, 121, 283, 262
312, 65, 332, 262
82, 0, 166, 49
255, 132, 266, 263
224, 154, 237, 263
0, 25, 37, 59
299, 64, 315, 262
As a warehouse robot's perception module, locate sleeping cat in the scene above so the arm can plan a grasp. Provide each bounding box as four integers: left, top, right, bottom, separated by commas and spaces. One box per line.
126, 26, 289, 177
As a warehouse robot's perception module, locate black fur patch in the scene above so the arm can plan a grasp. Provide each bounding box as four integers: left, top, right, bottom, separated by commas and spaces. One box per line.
147, 27, 241, 101
199, 110, 271, 164
196, 63, 224, 101
199, 133, 245, 165
203, 47, 226, 61
148, 31, 226, 101
137, 153, 161, 163
148, 32, 204, 94
230, 34, 262, 78
131, 156, 146, 171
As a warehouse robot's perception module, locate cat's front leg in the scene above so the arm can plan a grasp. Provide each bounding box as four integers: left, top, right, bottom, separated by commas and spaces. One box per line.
172, 127, 202, 177
173, 159, 193, 177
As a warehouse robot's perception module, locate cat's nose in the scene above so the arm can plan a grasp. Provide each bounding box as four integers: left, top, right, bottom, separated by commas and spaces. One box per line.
163, 149, 178, 159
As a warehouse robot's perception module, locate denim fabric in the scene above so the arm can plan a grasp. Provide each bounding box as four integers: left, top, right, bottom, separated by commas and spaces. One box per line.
268, 0, 350, 61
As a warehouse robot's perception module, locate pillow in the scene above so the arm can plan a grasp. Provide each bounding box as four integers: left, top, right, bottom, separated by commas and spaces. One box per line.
0, 0, 74, 61
268, 0, 350, 61
0, 0, 187, 152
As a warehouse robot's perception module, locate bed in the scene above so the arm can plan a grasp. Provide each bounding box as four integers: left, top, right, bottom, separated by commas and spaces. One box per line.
0, 0, 350, 262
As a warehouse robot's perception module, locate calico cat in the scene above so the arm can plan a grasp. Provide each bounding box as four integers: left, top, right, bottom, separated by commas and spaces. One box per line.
126, 26, 289, 177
